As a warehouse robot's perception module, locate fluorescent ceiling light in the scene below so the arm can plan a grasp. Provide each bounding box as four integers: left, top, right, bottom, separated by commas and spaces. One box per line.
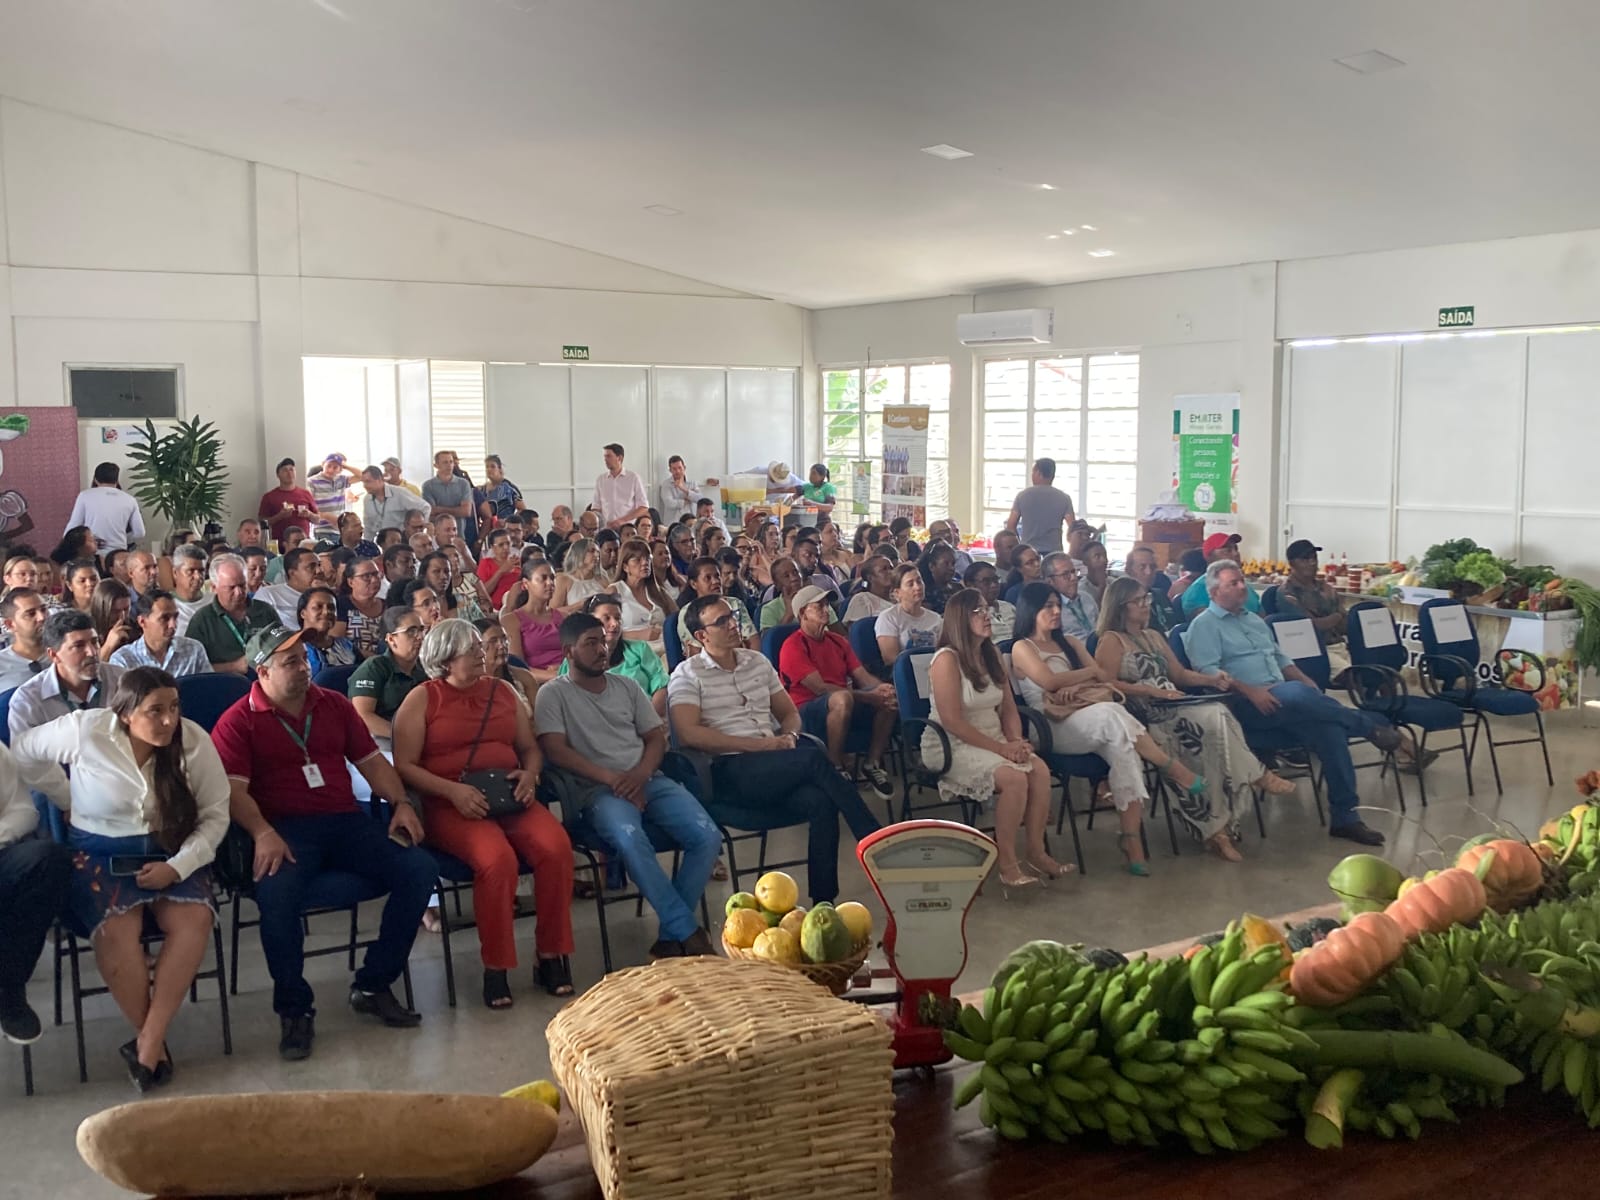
1087, 248, 1115, 258
1037, 183, 1055, 190
1045, 234, 1059, 240
921, 144, 973, 160
643, 204, 682, 216
1080, 224, 1098, 231
1334, 49, 1405, 74
1060, 229, 1076, 236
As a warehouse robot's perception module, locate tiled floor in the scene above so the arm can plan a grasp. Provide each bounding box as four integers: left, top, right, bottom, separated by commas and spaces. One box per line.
4, 708, 1590, 1197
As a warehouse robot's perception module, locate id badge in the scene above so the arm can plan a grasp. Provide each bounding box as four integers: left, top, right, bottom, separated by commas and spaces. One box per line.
302, 763, 325, 788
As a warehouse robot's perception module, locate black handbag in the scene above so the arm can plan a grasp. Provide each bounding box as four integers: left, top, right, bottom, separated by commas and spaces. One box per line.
461, 683, 522, 818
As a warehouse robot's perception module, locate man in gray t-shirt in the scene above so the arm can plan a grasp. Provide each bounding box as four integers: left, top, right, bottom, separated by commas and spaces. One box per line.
1006, 457, 1075, 554
535, 613, 720, 958
420, 451, 477, 545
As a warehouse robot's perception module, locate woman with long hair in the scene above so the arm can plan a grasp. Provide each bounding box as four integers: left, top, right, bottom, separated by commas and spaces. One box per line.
875, 561, 943, 668
51, 525, 99, 568
698, 524, 727, 559
733, 534, 772, 592
635, 512, 656, 544
1081, 540, 1112, 607
1003, 544, 1044, 601
615, 539, 674, 649
758, 520, 782, 560
923, 589, 1062, 891
59, 557, 101, 615
552, 537, 610, 614
90, 578, 139, 661
816, 520, 853, 581
649, 540, 683, 605
674, 556, 758, 656
11, 667, 228, 1089
556, 592, 671, 714
473, 617, 539, 711
916, 540, 960, 615
1093, 576, 1295, 861
500, 560, 565, 682
1010, 582, 1204, 877
296, 586, 357, 678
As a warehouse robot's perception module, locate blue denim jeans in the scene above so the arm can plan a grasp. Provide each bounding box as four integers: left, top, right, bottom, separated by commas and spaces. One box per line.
1234, 680, 1390, 828
578, 777, 722, 943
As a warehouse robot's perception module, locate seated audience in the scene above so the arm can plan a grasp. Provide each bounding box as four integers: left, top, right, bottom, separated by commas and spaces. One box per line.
168, 544, 211, 635
1277, 539, 1351, 675
212, 626, 432, 1061
676, 557, 758, 657
671, 596, 880, 905
349, 606, 428, 743
297, 586, 356, 677
594, 529, 622, 581
156, 530, 195, 593
51, 525, 100, 572
916, 540, 961, 614
615, 538, 673, 651
391, 579, 445, 632
475, 618, 539, 711
1170, 547, 1208, 616
0, 588, 48, 689
843, 553, 896, 626
553, 538, 609, 613
1003, 544, 1043, 603
109, 590, 213, 677
650, 539, 683, 599
1182, 534, 1261, 616
875, 562, 943, 668
234, 517, 275, 559
476, 528, 522, 612
2, 551, 39, 597
1041, 551, 1099, 639
964, 560, 1017, 643
759, 556, 808, 632
0, 748, 72, 1047
992, 529, 1020, 577
375, 527, 404, 552
12, 667, 228, 1089
1080, 540, 1111, 607
241, 547, 271, 596
334, 512, 380, 559
57, 558, 100, 616
1066, 519, 1096, 566
186, 555, 281, 674
817, 521, 853, 581
392, 619, 573, 1005
257, 547, 319, 628
778, 586, 896, 793
666, 524, 697, 578
1124, 546, 1178, 634
560, 592, 671, 715
926, 520, 972, 573
383, 544, 417, 595
500, 561, 565, 683
89, 579, 139, 663
340, 556, 387, 659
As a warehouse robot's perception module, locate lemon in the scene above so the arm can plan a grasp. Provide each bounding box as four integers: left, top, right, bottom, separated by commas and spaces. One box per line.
503, 1079, 561, 1113
751, 926, 802, 965
834, 901, 872, 945
723, 907, 768, 950
725, 891, 760, 918
754, 871, 799, 916
778, 906, 808, 941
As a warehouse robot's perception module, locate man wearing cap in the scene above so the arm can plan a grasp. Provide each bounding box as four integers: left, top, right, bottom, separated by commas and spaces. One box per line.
777, 585, 897, 795
359, 464, 430, 535
1182, 533, 1261, 617
592, 444, 650, 530
211, 626, 432, 1061
308, 455, 359, 531
1005, 457, 1075, 555
381, 458, 421, 497
259, 458, 320, 544
186, 554, 282, 674
1279, 541, 1349, 668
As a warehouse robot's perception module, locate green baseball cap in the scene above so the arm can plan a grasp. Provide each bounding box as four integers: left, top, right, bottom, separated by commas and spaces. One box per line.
245, 625, 305, 667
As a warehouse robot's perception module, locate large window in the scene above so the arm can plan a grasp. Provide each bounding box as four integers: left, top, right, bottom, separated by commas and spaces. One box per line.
428, 361, 488, 471
979, 353, 1139, 556
822, 362, 949, 526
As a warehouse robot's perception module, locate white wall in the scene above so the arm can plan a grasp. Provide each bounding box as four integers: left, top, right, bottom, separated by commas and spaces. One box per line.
0, 97, 806, 526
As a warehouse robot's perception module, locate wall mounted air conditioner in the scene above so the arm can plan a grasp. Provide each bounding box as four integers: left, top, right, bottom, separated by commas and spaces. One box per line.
956, 308, 1054, 347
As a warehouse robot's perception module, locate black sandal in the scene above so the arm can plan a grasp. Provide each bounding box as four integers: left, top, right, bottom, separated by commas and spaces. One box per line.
118, 1039, 155, 1094
536, 956, 574, 998
483, 969, 513, 1010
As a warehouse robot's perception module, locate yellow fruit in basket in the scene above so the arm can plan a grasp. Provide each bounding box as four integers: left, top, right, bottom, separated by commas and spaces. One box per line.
834, 901, 872, 945
725, 891, 760, 918
723, 908, 768, 950
754, 871, 799, 915
778, 906, 808, 940
751, 927, 802, 965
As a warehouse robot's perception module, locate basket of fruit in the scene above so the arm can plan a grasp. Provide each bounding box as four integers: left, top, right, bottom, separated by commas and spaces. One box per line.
720, 870, 874, 995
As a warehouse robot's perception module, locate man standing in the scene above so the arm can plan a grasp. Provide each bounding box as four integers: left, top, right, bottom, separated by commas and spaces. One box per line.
308, 455, 359, 532
8, 610, 125, 736
185, 555, 281, 673
168, 544, 212, 635
1040, 552, 1099, 640
421, 452, 474, 546
777, 586, 897, 794
360, 465, 430, 536
109, 589, 212, 676
1005, 457, 1074, 555
259, 458, 320, 544
1182, 533, 1261, 616
1124, 546, 1178, 635
381, 458, 421, 496
593, 444, 649, 531
658, 455, 718, 524
0, 588, 48, 690
211, 626, 431, 1061
65, 463, 145, 553
0, 764, 72, 1046
670, 595, 880, 905
538, 613, 721, 959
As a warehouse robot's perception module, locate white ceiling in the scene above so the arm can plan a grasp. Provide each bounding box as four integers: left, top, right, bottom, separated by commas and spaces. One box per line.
2, 0, 1597, 308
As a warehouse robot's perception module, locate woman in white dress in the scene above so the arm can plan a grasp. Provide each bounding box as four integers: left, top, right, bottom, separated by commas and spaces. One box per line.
614, 538, 674, 659
553, 537, 611, 614
922, 588, 1065, 892
1009, 582, 1206, 877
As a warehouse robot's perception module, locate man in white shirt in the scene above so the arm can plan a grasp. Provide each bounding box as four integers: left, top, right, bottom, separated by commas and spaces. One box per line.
0, 589, 48, 691
593, 443, 650, 530
668, 595, 879, 905
65, 463, 146, 553
254, 547, 319, 628
109, 590, 213, 677
8, 610, 124, 738
0, 756, 71, 1045
658, 455, 719, 524
169, 544, 211, 635
359, 465, 430, 535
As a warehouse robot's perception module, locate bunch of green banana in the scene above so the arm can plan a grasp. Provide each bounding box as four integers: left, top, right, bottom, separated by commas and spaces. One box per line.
1545, 804, 1600, 895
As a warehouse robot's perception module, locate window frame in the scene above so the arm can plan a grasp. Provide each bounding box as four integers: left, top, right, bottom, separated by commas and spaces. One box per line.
820, 359, 950, 526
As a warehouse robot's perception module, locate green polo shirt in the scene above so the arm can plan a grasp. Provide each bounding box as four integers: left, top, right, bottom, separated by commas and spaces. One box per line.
557, 639, 668, 695
348, 652, 428, 719
186, 598, 281, 665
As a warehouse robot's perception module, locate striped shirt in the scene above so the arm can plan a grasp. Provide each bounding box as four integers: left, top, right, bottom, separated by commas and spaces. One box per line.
667, 648, 783, 743
309, 473, 352, 522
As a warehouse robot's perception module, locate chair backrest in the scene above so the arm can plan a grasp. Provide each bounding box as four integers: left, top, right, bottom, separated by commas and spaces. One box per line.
760, 622, 799, 670
176, 673, 253, 733
1149, 572, 1172, 599
1167, 626, 1192, 671
507, 654, 530, 671
663, 615, 685, 671
849, 616, 888, 680
893, 649, 936, 722
0, 685, 13, 747
1345, 600, 1407, 672
313, 664, 358, 694
1002, 582, 1024, 607
1265, 613, 1330, 691
1084, 631, 1099, 657
1260, 585, 1280, 616
1417, 598, 1481, 686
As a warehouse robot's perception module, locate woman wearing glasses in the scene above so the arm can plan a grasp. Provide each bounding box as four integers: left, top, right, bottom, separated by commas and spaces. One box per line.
340, 557, 387, 659
348, 607, 429, 744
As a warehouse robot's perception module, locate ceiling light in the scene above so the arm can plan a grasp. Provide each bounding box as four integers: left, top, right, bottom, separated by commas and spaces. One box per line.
1087, 249, 1116, 258
1060, 229, 1076, 235
643, 204, 682, 216
1080, 224, 1097, 231
1334, 49, 1405, 74
1037, 183, 1055, 190
1045, 234, 1059, 240
921, 144, 973, 160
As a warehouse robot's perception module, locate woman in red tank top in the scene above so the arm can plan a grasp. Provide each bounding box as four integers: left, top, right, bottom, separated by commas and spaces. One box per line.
392, 618, 574, 1007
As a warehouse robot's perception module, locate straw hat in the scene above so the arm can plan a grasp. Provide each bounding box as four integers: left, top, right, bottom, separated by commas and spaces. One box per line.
767, 461, 793, 486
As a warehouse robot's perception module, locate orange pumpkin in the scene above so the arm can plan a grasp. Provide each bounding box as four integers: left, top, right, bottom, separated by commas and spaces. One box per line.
1456, 839, 1542, 912
1288, 911, 1407, 1007
1384, 864, 1488, 940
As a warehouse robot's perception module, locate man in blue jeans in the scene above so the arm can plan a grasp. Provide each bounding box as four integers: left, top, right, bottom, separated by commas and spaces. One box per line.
670, 595, 880, 904
1184, 561, 1424, 847
536, 613, 720, 961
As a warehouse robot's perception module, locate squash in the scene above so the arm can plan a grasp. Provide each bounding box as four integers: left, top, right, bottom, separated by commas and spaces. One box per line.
77, 1090, 560, 1196
1456, 839, 1543, 911
1239, 912, 1293, 982
1289, 911, 1408, 1007
1384, 860, 1490, 940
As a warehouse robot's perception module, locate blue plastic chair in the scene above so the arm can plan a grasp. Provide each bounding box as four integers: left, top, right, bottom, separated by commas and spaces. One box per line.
1416, 598, 1552, 791
312, 664, 358, 694
663, 615, 685, 670
175, 673, 252, 731
893, 649, 979, 825
850, 615, 889, 682
760, 622, 799, 671
1260, 585, 1280, 616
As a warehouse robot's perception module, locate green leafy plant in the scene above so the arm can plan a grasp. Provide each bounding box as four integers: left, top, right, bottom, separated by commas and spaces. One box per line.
126, 417, 230, 529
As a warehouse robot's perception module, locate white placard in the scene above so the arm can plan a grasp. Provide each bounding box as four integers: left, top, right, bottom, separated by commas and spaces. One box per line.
1271, 619, 1322, 662
1428, 604, 1473, 645
1357, 607, 1399, 648
911, 651, 934, 699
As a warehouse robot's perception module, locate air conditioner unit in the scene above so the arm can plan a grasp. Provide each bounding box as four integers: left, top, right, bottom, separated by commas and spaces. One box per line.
956, 308, 1054, 347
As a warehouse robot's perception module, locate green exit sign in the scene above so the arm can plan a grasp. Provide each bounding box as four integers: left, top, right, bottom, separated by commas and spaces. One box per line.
1438, 305, 1475, 328
562, 344, 590, 361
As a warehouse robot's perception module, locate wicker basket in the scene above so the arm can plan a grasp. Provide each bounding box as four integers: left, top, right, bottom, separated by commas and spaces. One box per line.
546, 956, 894, 1200
720, 935, 872, 995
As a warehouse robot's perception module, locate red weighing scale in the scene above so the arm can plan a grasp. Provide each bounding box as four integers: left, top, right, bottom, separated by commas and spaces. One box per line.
855, 820, 998, 1069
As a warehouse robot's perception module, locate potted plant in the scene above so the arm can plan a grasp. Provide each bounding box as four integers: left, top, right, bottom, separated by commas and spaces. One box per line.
126, 417, 230, 531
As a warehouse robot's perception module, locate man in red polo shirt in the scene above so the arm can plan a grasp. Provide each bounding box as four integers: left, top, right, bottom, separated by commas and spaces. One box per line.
211, 625, 433, 1062
777, 585, 898, 798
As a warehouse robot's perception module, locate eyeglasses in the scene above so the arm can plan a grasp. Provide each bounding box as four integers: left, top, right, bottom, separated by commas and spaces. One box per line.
705, 612, 739, 631
1047, 570, 1074, 580
393, 625, 424, 638
349, 570, 380, 581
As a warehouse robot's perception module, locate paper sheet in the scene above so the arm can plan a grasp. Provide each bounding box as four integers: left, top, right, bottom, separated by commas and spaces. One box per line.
1358, 607, 1399, 648
1272, 619, 1323, 662
1428, 604, 1473, 644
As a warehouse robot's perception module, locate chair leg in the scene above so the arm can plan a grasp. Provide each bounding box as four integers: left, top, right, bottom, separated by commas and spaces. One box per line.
1252, 788, 1266, 838
588, 856, 613, 975
757, 831, 769, 873
212, 921, 233, 1056
347, 907, 359, 972
229, 895, 243, 996
437, 883, 456, 1010
1535, 712, 1554, 786
401, 965, 414, 1012
53, 924, 63, 1026
1161, 782, 1180, 857
21, 1044, 33, 1097
1064, 782, 1086, 876
1477, 714, 1504, 794
68, 935, 87, 1084
721, 831, 742, 898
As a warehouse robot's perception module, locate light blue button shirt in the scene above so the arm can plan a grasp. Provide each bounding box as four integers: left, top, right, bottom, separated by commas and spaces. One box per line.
1183, 575, 1261, 617
108, 635, 214, 678
1182, 603, 1290, 686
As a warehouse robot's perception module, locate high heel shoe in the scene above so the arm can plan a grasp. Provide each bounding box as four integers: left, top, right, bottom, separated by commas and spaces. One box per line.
1117, 833, 1150, 877
1025, 854, 1074, 882
997, 863, 1041, 898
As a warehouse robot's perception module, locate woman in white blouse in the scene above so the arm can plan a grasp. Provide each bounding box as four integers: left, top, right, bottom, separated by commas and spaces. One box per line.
12, 666, 229, 1092
552, 537, 611, 614
614, 538, 675, 647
